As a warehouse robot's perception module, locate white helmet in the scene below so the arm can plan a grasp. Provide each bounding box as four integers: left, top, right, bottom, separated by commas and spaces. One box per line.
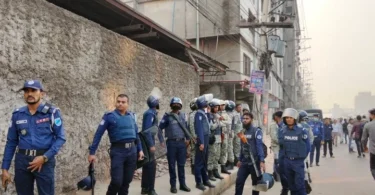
282, 108, 299, 120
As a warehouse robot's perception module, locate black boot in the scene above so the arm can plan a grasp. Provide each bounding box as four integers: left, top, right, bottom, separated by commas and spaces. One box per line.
148, 190, 158, 195
305, 180, 312, 194
196, 183, 206, 191
213, 169, 224, 179
208, 170, 216, 181
280, 189, 289, 195
180, 184, 191, 192
141, 188, 149, 195
221, 165, 231, 174
170, 186, 177, 193
227, 162, 234, 170
191, 164, 195, 175
203, 180, 215, 188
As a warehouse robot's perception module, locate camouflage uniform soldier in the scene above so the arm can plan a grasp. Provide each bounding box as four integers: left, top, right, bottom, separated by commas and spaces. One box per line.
207, 99, 224, 181
225, 100, 236, 170
219, 100, 231, 174
233, 104, 243, 163
188, 98, 198, 175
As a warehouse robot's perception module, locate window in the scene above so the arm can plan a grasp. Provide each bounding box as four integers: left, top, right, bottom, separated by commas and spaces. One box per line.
243, 54, 251, 76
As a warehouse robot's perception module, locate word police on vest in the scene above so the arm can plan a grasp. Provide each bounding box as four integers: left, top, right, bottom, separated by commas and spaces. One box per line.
284, 136, 298, 141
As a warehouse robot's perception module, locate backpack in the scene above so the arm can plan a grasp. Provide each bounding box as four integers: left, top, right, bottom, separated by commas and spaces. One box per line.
262, 143, 268, 158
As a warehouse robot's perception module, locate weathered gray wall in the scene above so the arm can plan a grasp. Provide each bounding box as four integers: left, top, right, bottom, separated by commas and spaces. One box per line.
0, 0, 199, 194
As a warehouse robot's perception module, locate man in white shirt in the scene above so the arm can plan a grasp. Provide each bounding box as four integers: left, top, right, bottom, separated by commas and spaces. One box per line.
332, 119, 340, 147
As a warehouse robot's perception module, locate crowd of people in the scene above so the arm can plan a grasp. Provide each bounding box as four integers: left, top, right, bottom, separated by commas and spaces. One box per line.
268, 109, 375, 195
1, 80, 374, 195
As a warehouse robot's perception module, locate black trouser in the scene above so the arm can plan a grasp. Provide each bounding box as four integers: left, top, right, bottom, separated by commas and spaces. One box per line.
235, 162, 261, 195
323, 139, 333, 157
355, 139, 363, 156
141, 152, 156, 191
344, 133, 348, 144
370, 153, 375, 180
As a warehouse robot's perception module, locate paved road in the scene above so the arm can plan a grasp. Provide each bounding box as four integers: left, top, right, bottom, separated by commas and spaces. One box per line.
222, 142, 374, 195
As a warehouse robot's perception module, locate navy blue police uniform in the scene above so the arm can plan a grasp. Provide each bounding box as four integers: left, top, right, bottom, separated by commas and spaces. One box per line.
277, 122, 290, 194
323, 123, 334, 157
194, 109, 210, 186
159, 111, 189, 190
89, 110, 142, 195
279, 125, 310, 195
308, 120, 324, 165
1, 80, 66, 195
141, 108, 164, 194
235, 125, 265, 195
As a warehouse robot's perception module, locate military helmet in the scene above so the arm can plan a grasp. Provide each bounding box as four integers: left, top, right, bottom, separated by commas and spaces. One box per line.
298, 110, 309, 121
170, 97, 182, 107
219, 100, 227, 105
282, 108, 299, 120
208, 98, 221, 107
225, 100, 236, 111
190, 98, 198, 110
196, 94, 213, 108
253, 173, 275, 192
77, 163, 96, 191
77, 175, 95, 191
147, 95, 159, 108
282, 108, 299, 125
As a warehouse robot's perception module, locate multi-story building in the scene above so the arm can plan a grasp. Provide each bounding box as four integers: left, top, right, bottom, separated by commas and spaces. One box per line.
122, 0, 263, 115
354, 92, 375, 115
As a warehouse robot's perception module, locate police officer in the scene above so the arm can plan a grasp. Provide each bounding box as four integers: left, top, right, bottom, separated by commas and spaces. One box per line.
207, 99, 224, 181
233, 104, 243, 165
322, 118, 334, 158
271, 111, 290, 195
194, 94, 215, 191
159, 97, 191, 193
308, 113, 324, 166
225, 100, 236, 170
88, 94, 144, 195
188, 98, 198, 175
141, 95, 164, 195
298, 110, 314, 193
279, 108, 310, 195
235, 112, 265, 195
1, 80, 66, 195
219, 100, 231, 174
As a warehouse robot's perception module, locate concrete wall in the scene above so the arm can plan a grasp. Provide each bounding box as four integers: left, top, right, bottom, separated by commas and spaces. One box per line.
0, 0, 199, 194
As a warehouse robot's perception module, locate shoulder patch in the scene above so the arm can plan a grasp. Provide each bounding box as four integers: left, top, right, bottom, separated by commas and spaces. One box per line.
297, 123, 303, 128
257, 134, 262, 139
302, 134, 308, 139
100, 119, 105, 125
55, 118, 62, 126
13, 107, 23, 113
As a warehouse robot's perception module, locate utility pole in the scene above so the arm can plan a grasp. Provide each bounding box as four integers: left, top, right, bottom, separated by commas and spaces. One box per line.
196, 0, 200, 51
259, 0, 270, 128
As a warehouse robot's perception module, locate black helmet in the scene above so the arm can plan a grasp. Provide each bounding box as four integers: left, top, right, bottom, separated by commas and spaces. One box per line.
299, 110, 309, 122
77, 163, 96, 191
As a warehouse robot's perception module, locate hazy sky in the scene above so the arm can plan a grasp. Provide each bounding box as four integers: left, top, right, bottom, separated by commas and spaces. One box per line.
302, 0, 375, 110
